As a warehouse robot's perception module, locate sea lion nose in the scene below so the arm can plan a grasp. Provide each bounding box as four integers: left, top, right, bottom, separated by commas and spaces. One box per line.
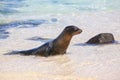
77, 28, 82, 34
74, 26, 82, 32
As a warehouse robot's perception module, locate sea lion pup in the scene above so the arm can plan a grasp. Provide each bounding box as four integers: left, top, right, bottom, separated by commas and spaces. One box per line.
12, 25, 82, 57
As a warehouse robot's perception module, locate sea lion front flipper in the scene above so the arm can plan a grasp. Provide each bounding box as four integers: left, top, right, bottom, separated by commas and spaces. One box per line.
31, 41, 54, 57
44, 47, 51, 57
44, 41, 54, 57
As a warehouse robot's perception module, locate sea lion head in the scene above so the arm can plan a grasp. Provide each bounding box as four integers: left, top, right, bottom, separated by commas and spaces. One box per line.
64, 25, 82, 36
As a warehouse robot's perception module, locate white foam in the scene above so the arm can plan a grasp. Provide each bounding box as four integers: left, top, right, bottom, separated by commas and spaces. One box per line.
0, 11, 120, 80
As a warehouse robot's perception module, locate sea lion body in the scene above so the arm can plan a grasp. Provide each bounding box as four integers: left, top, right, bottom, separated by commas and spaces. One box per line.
86, 33, 115, 44
13, 26, 82, 57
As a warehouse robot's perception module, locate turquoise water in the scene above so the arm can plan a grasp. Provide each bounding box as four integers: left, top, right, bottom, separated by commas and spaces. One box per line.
0, 0, 120, 39
23, 0, 120, 13
0, 0, 120, 15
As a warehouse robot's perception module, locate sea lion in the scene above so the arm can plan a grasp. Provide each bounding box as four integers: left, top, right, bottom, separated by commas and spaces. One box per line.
86, 33, 115, 44
10, 25, 82, 57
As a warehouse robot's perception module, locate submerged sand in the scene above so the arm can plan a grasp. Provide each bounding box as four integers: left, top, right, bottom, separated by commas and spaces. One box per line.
0, 11, 120, 80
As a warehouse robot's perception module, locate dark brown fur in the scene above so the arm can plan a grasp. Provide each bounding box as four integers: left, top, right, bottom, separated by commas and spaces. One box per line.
10, 25, 82, 57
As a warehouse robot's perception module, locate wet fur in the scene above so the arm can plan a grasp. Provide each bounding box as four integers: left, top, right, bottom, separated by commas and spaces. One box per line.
8, 26, 82, 57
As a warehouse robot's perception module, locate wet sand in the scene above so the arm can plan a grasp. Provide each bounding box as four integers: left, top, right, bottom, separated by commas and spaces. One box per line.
0, 11, 120, 80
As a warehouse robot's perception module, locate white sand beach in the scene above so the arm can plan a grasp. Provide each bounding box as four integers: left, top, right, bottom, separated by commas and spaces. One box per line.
0, 11, 120, 80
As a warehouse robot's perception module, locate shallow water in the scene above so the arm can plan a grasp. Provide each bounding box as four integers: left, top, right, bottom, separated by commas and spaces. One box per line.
0, 0, 120, 21
0, 0, 120, 26
0, 0, 120, 14
0, 0, 120, 39
0, 12, 120, 80
0, 0, 120, 80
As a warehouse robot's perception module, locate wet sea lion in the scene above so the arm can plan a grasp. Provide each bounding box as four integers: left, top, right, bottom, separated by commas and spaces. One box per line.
10, 25, 82, 57
86, 33, 115, 44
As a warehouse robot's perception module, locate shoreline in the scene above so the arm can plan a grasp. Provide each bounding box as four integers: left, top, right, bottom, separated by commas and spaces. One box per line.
0, 11, 120, 80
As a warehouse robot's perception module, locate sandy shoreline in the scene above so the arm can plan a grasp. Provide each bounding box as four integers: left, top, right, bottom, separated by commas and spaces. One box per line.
0, 71, 96, 80
0, 11, 120, 80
